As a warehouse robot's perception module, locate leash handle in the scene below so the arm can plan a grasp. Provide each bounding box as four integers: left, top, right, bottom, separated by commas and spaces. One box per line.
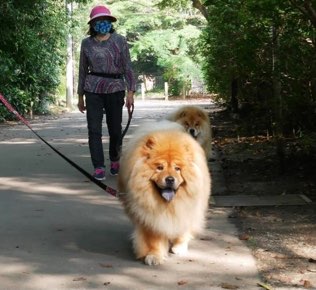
122, 103, 134, 140
0, 93, 118, 197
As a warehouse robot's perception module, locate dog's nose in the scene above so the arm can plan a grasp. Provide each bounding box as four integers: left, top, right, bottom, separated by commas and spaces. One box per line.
189, 128, 195, 136
165, 176, 175, 186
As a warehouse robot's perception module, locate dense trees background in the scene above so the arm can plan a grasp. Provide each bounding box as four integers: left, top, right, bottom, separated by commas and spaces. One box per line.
0, 0, 315, 140
202, 0, 316, 136
0, 0, 75, 119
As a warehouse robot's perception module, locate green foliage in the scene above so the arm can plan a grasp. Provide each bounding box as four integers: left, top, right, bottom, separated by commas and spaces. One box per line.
158, 0, 316, 133
157, 0, 191, 10
105, 0, 206, 96
200, 0, 316, 134
0, 0, 67, 119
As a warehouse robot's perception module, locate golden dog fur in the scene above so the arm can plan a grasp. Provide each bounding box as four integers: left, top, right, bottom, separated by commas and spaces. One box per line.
167, 105, 212, 157
118, 121, 211, 265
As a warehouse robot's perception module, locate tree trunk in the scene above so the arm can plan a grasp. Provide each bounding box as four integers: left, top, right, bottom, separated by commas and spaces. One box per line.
272, 23, 285, 173
66, 1, 73, 109
289, 0, 316, 28
191, 0, 209, 20
230, 78, 238, 113
164, 82, 169, 100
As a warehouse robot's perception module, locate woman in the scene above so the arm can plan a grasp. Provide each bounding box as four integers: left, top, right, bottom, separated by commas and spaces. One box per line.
77, 5, 136, 180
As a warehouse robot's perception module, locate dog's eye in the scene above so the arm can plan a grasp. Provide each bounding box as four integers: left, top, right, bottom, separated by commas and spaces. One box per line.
175, 166, 181, 171
157, 165, 164, 171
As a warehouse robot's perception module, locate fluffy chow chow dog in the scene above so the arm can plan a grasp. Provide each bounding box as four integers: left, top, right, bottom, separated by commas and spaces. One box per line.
167, 105, 212, 157
118, 121, 211, 265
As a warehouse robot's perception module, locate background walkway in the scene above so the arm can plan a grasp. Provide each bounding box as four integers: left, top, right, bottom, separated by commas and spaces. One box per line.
0, 99, 261, 290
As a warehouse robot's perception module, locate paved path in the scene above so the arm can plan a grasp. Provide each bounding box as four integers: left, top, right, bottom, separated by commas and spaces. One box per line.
0, 99, 261, 290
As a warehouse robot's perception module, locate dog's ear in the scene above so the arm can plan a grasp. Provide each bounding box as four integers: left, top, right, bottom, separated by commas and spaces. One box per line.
198, 111, 207, 120
142, 135, 156, 150
178, 111, 186, 118
141, 136, 156, 158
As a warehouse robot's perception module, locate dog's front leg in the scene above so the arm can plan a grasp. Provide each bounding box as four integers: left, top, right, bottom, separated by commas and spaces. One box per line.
132, 226, 168, 265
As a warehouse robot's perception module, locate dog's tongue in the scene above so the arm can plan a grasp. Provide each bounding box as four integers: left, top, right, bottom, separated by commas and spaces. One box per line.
161, 188, 175, 202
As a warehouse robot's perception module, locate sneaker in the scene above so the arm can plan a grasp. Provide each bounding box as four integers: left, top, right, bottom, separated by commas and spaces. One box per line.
110, 161, 120, 176
93, 167, 105, 180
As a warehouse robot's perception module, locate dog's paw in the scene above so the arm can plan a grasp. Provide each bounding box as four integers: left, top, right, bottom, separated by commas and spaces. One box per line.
144, 254, 164, 266
171, 243, 188, 256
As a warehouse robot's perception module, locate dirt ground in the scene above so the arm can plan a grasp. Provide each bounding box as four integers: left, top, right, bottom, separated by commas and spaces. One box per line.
210, 107, 316, 289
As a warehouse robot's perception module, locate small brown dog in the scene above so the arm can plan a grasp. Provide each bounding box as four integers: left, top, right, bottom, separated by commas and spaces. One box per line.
167, 105, 212, 157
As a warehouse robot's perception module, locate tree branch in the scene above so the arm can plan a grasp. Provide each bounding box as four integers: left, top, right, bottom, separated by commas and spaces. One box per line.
191, 0, 209, 20
289, 0, 316, 28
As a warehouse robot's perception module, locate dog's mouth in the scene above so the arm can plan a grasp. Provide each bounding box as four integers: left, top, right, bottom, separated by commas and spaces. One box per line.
153, 184, 176, 202
152, 176, 179, 202
160, 187, 176, 202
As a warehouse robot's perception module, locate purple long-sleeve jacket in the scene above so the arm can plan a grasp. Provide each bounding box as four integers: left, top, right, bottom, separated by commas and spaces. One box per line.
77, 33, 136, 96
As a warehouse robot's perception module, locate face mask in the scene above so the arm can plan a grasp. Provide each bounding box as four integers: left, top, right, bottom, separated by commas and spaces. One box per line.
93, 20, 112, 34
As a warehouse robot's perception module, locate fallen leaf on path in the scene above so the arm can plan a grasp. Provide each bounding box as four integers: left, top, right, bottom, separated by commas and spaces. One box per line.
257, 282, 274, 290
177, 280, 188, 286
302, 280, 312, 288
228, 213, 238, 218
99, 263, 113, 268
238, 233, 250, 240
220, 282, 239, 289
73, 277, 86, 282
200, 236, 213, 241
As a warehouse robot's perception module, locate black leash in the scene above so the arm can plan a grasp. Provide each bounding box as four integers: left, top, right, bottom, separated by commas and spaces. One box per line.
0, 93, 133, 197
121, 103, 134, 140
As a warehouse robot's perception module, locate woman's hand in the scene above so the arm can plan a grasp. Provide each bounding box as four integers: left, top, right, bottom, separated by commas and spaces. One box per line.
125, 91, 134, 109
78, 95, 86, 113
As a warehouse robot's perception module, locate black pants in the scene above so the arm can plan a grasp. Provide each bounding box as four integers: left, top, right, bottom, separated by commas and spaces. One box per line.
85, 91, 125, 169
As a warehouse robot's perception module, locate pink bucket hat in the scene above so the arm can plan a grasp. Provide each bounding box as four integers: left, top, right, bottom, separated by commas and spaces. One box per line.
88, 5, 117, 24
